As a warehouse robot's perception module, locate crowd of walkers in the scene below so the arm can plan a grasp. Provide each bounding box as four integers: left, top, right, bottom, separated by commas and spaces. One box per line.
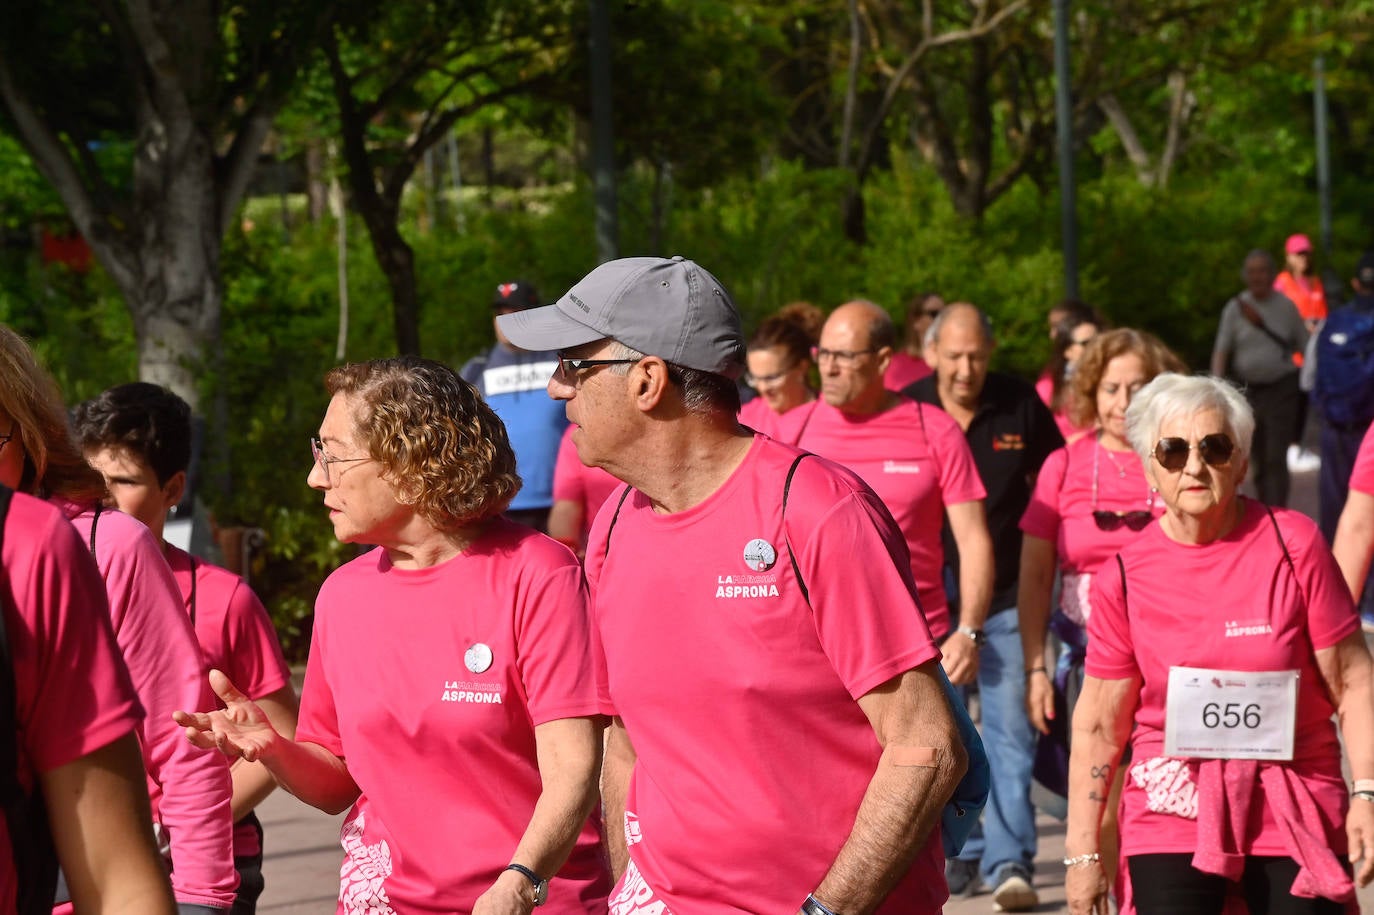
6, 237, 1374, 915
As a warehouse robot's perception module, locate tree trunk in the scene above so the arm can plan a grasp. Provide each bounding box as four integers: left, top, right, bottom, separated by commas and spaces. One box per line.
354, 200, 420, 355
842, 185, 867, 245
122, 114, 222, 414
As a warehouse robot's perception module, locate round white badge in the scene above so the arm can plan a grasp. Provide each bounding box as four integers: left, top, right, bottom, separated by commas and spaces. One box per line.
742, 538, 778, 572
464, 643, 493, 674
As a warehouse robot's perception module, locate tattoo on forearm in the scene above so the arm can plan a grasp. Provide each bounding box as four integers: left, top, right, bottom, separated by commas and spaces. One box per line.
1090, 764, 1111, 781
1087, 791, 1105, 802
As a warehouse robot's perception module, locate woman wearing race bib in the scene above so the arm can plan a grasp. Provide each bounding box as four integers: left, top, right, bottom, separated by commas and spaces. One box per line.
1018, 330, 1184, 899
1064, 373, 1374, 915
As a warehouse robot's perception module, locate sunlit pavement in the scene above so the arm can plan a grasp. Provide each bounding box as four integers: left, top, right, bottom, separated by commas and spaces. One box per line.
255, 464, 1370, 913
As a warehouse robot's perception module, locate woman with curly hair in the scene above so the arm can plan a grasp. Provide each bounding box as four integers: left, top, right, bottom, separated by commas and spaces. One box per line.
176, 357, 610, 914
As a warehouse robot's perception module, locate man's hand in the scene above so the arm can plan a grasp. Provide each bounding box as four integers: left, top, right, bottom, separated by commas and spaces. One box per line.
941, 630, 980, 686
1025, 667, 1055, 735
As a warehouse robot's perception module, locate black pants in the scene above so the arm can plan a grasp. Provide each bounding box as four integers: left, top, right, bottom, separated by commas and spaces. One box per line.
1129, 853, 1346, 915
1244, 373, 1302, 507
230, 812, 266, 915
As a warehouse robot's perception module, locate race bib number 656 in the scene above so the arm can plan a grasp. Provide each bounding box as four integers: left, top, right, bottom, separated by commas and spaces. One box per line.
1163, 666, 1298, 761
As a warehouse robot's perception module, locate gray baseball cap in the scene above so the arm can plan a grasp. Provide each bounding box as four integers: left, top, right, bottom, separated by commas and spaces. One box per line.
496, 256, 746, 379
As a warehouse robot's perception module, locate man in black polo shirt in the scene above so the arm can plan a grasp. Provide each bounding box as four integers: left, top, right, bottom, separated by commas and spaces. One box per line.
903, 302, 1064, 911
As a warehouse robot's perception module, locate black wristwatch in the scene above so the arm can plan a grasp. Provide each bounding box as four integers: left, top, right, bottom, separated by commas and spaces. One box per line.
957, 625, 986, 648
505, 863, 548, 906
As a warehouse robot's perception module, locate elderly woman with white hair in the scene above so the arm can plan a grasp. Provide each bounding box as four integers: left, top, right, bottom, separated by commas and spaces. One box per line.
1064, 373, 1374, 915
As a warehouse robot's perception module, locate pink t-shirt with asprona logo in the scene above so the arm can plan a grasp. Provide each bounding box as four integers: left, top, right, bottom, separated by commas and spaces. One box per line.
587, 435, 946, 914
787, 397, 985, 640
296, 519, 609, 914
1087, 500, 1357, 857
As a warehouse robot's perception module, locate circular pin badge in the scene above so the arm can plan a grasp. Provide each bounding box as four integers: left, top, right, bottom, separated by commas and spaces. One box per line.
464, 643, 493, 674
742, 538, 778, 572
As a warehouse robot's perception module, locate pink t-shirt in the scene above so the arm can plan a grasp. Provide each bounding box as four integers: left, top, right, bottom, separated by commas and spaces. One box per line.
296, 519, 609, 914
551, 425, 620, 546
789, 398, 985, 640
62, 503, 235, 909
1020, 436, 1162, 576
166, 544, 292, 859
738, 395, 821, 440
1349, 426, 1374, 495
586, 435, 946, 914
885, 351, 932, 390
0, 493, 143, 912
1087, 501, 1357, 857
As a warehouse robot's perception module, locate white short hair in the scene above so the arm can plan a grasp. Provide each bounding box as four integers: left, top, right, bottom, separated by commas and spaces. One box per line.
1125, 373, 1254, 461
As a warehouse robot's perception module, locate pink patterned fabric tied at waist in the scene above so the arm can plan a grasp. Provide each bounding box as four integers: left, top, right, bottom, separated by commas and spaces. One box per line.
1059, 571, 1094, 627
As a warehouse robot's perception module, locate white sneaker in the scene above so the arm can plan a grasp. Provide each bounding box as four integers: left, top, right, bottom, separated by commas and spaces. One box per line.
1287, 445, 1321, 473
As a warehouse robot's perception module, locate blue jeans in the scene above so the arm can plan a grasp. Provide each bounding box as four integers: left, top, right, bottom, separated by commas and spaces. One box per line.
951, 608, 1038, 881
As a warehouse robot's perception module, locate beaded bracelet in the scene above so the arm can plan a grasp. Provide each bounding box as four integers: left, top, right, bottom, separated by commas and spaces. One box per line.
1353, 790, 1374, 804
1063, 852, 1101, 868
1354, 779, 1374, 794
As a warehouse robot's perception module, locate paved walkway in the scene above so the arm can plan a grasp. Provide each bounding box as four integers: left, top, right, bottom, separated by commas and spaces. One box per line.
254, 463, 1372, 912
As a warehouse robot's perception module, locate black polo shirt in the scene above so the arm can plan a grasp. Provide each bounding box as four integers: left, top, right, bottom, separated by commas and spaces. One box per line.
904, 371, 1064, 616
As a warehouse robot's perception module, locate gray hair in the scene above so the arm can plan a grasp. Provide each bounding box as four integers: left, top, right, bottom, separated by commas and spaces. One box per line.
927, 303, 995, 351
608, 341, 739, 416
1125, 373, 1254, 462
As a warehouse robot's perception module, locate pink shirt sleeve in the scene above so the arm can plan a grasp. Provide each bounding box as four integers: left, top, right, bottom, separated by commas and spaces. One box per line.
1280, 511, 1360, 650
583, 487, 628, 717
1019, 446, 1069, 542
925, 403, 987, 505
221, 578, 292, 700
552, 425, 583, 503
296, 611, 343, 756
84, 511, 236, 909
788, 464, 941, 699
513, 546, 600, 725
10, 498, 142, 774
1085, 554, 1140, 681
1351, 426, 1374, 496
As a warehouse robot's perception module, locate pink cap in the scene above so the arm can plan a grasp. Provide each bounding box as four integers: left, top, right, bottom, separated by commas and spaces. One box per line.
1285, 234, 1313, 255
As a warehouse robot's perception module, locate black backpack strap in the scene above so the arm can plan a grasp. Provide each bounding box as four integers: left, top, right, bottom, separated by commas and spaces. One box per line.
87, 501, 102, 556
1116, 554, 1128, 614
783, 453, 812, 605
1263, 504, 1298, 578
602, 485, 634, 560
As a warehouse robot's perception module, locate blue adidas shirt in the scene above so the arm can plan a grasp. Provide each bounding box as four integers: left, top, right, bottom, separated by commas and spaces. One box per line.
461, 345, 567, 511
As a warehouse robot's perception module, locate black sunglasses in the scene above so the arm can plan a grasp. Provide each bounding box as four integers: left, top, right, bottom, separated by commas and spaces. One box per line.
1093, 510, 1154, 532
1152, 433, 1235, 472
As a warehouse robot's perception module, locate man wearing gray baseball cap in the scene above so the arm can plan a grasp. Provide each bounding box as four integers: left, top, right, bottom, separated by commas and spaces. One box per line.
500, 256, 967, 915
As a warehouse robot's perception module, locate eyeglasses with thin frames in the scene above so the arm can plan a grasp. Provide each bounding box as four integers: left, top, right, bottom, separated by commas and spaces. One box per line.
745, 364, 797, 388
811, 346, 876, 368
311, 437, 370, 478
1152, 433, 1235, 473
555, 353, 643, 380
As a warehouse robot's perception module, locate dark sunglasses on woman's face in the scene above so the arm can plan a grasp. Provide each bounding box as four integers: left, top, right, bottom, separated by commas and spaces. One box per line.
1152, 433, 1235, 472
1092, 510, 1154, 532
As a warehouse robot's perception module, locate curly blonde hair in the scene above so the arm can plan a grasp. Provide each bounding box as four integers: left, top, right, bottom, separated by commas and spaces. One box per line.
0, 325, 106, 502
324, 357, 521, 531
1070, 328, 1187, 430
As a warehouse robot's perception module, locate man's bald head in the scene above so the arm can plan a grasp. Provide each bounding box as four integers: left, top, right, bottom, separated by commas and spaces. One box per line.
816, 300, 896, 414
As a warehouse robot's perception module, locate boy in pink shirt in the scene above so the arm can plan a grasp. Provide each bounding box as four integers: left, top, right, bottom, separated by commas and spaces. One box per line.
0, 487, 176, 914
75, 383, 298, 914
